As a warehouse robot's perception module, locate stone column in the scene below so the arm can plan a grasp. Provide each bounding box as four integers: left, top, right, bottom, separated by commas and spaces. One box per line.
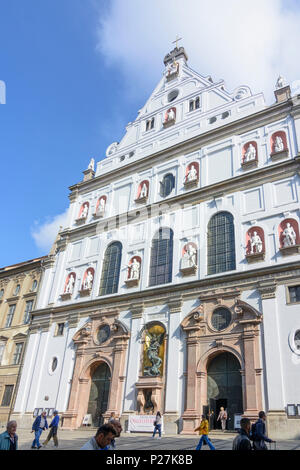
105, 340, 128, 417
181, 329, 200, 433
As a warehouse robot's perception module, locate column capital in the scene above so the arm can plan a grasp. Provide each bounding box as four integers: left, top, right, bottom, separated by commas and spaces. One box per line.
258, 281, 277, 299
130, 302, 144, 319
167, 296, 182, 314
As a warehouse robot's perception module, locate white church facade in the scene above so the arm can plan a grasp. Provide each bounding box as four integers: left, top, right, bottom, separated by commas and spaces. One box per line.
12, 46, 300, 439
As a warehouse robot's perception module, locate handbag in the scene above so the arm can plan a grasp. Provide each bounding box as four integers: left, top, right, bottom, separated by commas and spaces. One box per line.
153, 421, 157, 426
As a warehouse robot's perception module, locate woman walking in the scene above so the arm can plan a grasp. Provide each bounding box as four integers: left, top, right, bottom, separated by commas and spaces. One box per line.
194, 415, 215, 450
152, 411, 162, 439
217, 407, 227, 431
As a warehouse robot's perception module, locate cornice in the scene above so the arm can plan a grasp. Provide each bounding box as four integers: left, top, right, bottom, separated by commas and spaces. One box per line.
30, 261, 300, 319
68, 98, 293, 196
61, 158, 300, 243
0, 258, 47, 280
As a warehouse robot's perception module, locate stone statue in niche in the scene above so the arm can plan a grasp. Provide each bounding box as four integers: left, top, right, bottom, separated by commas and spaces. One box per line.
128, 258, 141, 280
87, 158, 95, 171
144, 331, 164, 376
282, 223, 296, 247
250, 231, 263, 254
139, 183, 148, 199
244, 143, 256, 162
274, 136, 284, 153
166, 60, 179, 77
181, 244, 197, 269
65, 274, 75, 294
96, 198, 106, 215
186, 165, 198, 182
166, 108, 176, 122
80, 203, 89, 219
83, 270, 93, 290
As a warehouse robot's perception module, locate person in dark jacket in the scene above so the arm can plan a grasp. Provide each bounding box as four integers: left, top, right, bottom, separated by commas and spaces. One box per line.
252, 411, 275, 450
232, 418, 252, 451
0, 421, 18, 450
31, 411, 48, 449
43, 410, 59, 448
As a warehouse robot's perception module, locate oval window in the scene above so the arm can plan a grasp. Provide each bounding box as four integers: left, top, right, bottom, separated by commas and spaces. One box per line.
211, 308, 231, 331
51, 357, 58, 372
168, 89, 179, 103
294, 331, 300, 350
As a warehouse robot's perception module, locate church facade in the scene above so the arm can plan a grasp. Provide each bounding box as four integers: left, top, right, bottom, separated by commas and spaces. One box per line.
12, 47, 300, 439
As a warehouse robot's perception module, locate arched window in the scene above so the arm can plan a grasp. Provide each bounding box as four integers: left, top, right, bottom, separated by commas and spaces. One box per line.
207, 212, 236, 275
99, 242, 122, 296
149, 228, 173, 286
160, 173, 175, 197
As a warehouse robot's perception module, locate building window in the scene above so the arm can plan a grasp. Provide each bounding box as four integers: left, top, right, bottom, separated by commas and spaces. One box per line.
294, 331, 300, 350
31, 280, 38, 292
146, 117, 155, 131
6, 305, 16, 328
189, 97, 200, 112
211, 308, 232, 331
13, 284, 20, 296
159, 173, 175, 198
207, 212, 236, 275
0, 289, 4, 299
149, 228, 173, 286
12, 343, 24, 365
99, 242, 122, 296
56, 323, 65, 336
23, 300, 34, 324
1, 385, 14, 407
288, 285, 300, 303
51, 357, 58, 372
0, 343, 5, 365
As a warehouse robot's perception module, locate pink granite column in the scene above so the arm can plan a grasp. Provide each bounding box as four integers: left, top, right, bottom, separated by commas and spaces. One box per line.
242, 322, 261, 420
181, 334, 199, 433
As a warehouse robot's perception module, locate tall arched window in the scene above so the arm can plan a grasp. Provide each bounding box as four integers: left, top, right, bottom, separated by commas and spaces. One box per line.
149, 228, 173, 286
207, 212, 236, 275
99, 242, 122, 296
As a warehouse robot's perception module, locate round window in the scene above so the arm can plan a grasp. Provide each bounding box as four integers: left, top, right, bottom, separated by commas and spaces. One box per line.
51, 357, 58, 372
211, 308, 231, 331
168, 89, 179, 103
97, 325, 111, 344
294, 331, 300, 350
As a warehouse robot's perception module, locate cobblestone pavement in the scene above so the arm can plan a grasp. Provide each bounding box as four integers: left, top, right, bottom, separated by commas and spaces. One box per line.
13, 428, 300, 450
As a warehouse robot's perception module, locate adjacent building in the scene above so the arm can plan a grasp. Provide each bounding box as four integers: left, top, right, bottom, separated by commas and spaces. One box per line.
12, 46, 300, 438
0, 257, 45, 425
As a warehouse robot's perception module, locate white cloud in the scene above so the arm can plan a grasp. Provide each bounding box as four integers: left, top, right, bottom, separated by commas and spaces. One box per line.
96, 0, 300, 103
31, 209, 69, 253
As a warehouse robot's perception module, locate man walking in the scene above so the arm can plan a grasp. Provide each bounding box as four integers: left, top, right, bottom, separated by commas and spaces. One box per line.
194, 415, 215, 450
251, 411, 275, 450
107, 419, 122, 450
80, 424, 116, 450
0, 421, 18, 450
232, 418, 252, 450
43, 410, 60, 448
31, 410, 48, 449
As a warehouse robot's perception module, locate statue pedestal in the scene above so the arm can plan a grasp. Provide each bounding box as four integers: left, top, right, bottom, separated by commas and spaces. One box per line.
163, 118, 176, 129
75, 217, 87, 225
135, 377, 164, 415
280, 245, 300, 256
134, 196, 148, 204
78, 288, 92, 297
245, 252, 265, 263
241, 159, 258, 170
125, 278, 139, 288
93, 211, 104, 219
270, 149, 289, 161
180, 265, 197, 276
60, 292, 72, 301
180, 410, 200, 434
82, 169, 95, 182
183, 179, 198, 190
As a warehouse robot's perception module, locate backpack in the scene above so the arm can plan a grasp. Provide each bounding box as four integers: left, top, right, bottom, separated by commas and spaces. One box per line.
250, 422, 257, 441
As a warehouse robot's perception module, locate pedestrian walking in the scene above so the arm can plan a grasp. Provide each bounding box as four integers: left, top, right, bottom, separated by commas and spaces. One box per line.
251, 411, 275, 450
108, 412, 116, 422
31, 410, 48, 449
0, 421, 18, 450
217, 407, 227, 431
152, 411, 162, 439
80, 424, 116, 450
194, 415, 215, 450
232, 418, 252, 451
43, 410, 60, 448
106, 419, 122, 450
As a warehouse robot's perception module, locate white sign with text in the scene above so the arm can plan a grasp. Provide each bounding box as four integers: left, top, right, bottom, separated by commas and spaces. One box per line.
128, 414, 164, 433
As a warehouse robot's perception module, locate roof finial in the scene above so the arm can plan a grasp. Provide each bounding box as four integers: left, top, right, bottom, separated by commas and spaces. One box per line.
172, 35, 183, 49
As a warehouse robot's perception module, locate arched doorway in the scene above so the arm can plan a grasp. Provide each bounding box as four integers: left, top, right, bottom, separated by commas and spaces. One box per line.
87, 363, 111, 427
207, 352, 243, 430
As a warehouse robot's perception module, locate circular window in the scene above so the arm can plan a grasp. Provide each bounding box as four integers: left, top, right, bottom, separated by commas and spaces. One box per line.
51, 357, 58, 372
211, 308, 231, 331
97, 325, 111, 344
294, 331, 300, 350
168, 89, 179, 103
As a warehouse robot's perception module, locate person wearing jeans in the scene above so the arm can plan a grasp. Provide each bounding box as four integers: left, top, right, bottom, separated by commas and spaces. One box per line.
195, 415, 215, 451
31, 411, 48, 449
152, 411, 162, 439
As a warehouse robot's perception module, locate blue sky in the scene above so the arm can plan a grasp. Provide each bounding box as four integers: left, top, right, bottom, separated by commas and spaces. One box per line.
1, 0, 300, 267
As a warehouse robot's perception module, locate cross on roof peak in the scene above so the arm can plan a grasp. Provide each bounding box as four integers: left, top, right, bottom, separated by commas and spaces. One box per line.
172, 35, 183, 49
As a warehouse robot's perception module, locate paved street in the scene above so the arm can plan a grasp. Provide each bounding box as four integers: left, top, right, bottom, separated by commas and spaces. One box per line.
11, 428, 300, 451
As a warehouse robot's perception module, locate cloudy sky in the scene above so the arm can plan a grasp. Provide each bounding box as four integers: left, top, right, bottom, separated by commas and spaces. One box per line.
1, 0, 300, 266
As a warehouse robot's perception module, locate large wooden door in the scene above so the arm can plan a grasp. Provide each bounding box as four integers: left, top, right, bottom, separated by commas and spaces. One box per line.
87, 363, 111, 427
